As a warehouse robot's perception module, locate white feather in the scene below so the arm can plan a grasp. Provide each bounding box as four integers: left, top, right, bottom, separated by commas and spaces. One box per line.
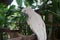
22, 7, 47, 40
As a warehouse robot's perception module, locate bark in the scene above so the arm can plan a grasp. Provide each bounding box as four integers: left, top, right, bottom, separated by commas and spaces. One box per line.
8, 32, 37, 40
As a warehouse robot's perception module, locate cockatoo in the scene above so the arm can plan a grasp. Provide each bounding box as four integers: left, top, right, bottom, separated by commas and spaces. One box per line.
22, 7, 47, 40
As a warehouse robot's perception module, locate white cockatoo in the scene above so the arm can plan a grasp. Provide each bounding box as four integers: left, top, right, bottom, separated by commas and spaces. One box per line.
22, 7, 47, 40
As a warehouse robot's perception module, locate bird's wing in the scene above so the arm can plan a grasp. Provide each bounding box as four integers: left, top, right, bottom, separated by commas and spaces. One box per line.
22, 7, 47, 40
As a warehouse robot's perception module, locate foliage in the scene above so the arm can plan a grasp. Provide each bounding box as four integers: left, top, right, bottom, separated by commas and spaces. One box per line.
0, 2, 33, 35
39, 0, 60, 40
0, 0, 60, 39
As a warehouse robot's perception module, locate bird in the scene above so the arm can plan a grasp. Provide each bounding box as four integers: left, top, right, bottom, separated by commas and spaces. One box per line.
22, 7, 47, 40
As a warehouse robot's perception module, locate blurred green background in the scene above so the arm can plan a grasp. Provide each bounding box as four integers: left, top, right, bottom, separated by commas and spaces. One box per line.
0, 0, 60, 40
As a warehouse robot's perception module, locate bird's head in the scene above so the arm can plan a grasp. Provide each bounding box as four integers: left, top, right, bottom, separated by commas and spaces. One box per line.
22, 7, 32, 15
22, 7, 34, 18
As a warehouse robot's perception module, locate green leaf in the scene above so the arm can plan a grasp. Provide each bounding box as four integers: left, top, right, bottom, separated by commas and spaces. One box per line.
24, 0, 34, 6
24, 1, 30, 7
52, 0, 58, 12
16, 0, 22, 6
34, 0, 38, 2
10, 5, 15, 9
42, 0, 48, 2
31, 5, 37, 9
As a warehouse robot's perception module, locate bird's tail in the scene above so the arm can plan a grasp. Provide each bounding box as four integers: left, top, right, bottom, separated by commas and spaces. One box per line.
35, 29, 47, 40
37, 34, 47, 40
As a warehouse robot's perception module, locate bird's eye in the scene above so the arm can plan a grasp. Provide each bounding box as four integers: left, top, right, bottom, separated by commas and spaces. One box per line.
23, 10, 26, 13
22, 9, 26, 13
